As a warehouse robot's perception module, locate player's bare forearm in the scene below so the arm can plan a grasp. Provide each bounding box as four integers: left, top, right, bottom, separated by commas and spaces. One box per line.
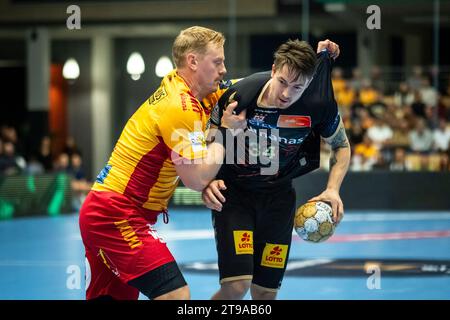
327, 145, 350, 192
197, 142, 226, 187
175, 142, 225, 191
325, 126, 351, 192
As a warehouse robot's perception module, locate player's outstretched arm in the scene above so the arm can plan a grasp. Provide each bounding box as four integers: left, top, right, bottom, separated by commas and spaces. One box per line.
309, 121, 351, 224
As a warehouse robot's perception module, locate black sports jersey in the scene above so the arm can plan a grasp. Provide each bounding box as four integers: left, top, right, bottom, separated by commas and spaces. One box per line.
211, 50, 340, 188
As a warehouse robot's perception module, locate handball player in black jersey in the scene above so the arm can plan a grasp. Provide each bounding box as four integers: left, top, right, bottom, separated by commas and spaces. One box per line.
203, 39, 351, 300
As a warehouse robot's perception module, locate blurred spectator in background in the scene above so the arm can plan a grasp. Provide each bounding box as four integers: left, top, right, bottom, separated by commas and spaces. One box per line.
407, 66, 424, 91
336, 81, 356, 110
368, 98, 387, 120
319, 142, 332, 172
370, 65, 385, 93
433, 118, 450, 153
350, 91, 364, 121
356, 108, 374, 130
387, 118, 410, 150
1, 125, 24, 156
373, 152, 389, 170
70, 152, 85, 180
436, 94, 448, 121
63, 136, 80, 157
419, 77, 438, 109
352, 133, 379, 171
332, 67, 346, 93
385, 101, 406, 129
348, 67, 363, 91
37, 136, 53, 171
410, 90, 427, 119
25, 155, 44, 175
53, 152, 70, 174
228, 64, 447, 172
409, 118, 433, 153
69, 152, 92, 211
393, 82, 414, 109
390, 147, 407, 171
359, 79, 380, 107
347, 120, 365, 147
443, 79, 450, 121
1, 125, 17, 144
0, 138, 3, 173
367, 117, 393, 150
0, 141, 26, 176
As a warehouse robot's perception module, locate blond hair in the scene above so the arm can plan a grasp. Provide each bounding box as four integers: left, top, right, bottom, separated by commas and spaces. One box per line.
172, 26, 225, 68
273, 39, 317, 80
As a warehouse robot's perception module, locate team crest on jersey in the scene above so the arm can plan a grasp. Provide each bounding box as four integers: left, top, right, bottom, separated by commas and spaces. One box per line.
148, 85, 167, 105
249, 113, 276, 129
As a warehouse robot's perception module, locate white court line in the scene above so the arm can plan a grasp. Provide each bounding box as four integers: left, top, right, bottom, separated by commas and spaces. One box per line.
160, 229, 214, 241
285, 259, 333, 271
70, 230, 215, 241
70, 212, 450, 241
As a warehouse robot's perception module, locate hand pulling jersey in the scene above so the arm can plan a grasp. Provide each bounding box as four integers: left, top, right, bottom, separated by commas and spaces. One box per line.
211, 50, 341, 188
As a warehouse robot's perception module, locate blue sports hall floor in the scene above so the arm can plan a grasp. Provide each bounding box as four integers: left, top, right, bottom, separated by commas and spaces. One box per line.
0, 209, 449, 300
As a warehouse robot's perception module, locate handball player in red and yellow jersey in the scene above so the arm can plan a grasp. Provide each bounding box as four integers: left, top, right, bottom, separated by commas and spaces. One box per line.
79, 26, 246, 300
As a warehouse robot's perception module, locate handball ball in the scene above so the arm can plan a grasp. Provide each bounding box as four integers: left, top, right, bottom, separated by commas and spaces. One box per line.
294, 201, 335, 243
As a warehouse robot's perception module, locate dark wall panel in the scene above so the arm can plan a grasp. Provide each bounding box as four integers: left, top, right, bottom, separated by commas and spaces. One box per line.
294, 171, 450, 210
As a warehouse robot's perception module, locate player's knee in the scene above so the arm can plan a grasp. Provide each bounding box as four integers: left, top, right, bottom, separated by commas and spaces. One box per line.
250, 284, 277, 300
177, 285, 191, 300
222, 279, 251, 299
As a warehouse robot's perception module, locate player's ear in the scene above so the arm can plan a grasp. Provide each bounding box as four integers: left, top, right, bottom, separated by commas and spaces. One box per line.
271, 64, 276, 77
186, 53, 197, 71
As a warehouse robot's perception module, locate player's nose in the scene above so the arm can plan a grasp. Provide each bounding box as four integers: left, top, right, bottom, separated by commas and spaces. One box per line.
220, 64, 227, 76
282, 88, 291, 99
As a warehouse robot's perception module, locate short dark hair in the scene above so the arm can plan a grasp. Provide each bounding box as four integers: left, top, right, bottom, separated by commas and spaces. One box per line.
273, 39, 317, 80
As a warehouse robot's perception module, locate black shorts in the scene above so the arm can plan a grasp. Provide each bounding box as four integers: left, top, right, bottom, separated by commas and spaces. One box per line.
212, 182, 296, 290
128, 261, 187, 300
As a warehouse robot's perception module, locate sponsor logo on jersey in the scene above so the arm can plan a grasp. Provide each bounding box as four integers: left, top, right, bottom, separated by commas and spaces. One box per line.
180, 93, 188, 111
277, 115, 311, 128
248, 127, 306, 145
233, 230, 254, 255
191, 101, 203, 114
261, 243, 288, 268
188, 131, 207, 153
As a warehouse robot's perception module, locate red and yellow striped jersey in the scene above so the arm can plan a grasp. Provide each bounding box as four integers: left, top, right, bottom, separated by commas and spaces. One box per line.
92, 70, 229, 212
